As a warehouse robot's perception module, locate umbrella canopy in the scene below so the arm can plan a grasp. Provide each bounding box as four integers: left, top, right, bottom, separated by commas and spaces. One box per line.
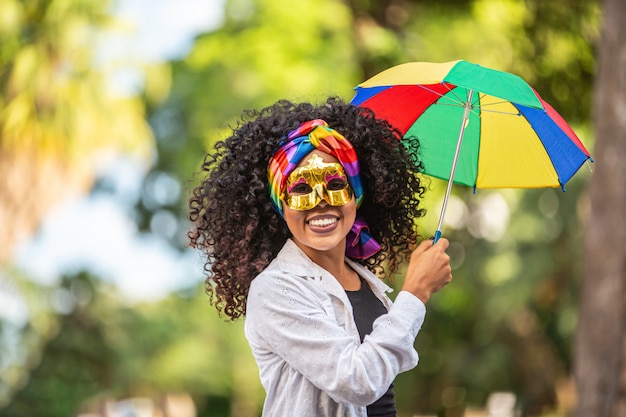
351, 60, 592, 240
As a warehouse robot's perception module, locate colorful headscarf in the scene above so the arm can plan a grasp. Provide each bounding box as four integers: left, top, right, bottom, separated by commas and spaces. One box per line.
267, 119, 381, 259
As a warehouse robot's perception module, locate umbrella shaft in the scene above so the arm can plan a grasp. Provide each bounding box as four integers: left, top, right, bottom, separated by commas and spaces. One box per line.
435, 89, 474, 242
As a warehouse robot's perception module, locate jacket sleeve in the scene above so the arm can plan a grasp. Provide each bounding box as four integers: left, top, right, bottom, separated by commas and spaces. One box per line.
245, 272, 426, 406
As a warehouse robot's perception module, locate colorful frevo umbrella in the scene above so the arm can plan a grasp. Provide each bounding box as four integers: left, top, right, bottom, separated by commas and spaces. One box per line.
351, 60, 593, 242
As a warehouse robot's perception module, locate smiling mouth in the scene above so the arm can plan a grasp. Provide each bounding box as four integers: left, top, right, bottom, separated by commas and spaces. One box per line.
307, 217, 338, 227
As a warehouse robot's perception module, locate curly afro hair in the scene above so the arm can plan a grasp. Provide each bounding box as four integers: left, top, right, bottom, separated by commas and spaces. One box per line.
189, 97, 428, 320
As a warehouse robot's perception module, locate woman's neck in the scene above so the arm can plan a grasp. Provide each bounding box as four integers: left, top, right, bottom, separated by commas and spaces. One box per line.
309, 246, 361, 291
296, 241, 360, 290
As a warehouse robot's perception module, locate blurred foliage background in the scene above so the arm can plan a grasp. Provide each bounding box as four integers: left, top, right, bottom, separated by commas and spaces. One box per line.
0, 0, 602, 416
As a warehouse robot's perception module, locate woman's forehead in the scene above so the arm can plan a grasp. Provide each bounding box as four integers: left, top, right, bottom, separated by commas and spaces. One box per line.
296, 149, 340, 167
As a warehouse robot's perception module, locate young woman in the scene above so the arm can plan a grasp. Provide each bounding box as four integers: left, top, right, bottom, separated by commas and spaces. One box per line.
189, 97, 452, 417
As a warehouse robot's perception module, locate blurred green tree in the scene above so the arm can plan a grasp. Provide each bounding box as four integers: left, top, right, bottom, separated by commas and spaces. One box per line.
100, 287, 262, 417
0, 0, 163, 263
0, 0, 169, 410
0, 270, 262, 417
1, 273, 115, 417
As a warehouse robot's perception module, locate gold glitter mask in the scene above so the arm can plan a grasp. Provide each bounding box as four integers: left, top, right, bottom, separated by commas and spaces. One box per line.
283, 154, 353, 211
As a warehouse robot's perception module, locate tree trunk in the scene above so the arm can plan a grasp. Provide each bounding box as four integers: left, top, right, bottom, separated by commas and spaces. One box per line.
574, 0, 626, 416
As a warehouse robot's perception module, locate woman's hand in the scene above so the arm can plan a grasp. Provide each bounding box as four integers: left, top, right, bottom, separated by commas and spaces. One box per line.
401, 238, 452, 304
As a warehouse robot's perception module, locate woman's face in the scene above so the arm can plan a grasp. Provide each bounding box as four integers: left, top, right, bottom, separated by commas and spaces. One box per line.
281, 149, 357, 259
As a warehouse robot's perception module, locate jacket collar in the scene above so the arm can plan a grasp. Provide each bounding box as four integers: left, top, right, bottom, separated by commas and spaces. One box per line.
276, 239, 392, 294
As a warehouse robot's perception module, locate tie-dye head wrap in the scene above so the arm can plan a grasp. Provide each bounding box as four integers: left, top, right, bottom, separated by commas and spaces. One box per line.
267, 119, 381, 259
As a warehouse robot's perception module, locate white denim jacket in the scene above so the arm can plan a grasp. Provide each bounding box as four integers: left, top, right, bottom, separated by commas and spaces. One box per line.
244, 239, 426, 417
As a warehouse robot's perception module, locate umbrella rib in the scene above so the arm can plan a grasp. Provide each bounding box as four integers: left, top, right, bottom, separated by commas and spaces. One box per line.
435, 104, 520, 117
419, 84, 484, 110
475, 93, 523, 116
440, 84, 473, 106
415, 86, 522, 116
478, 108, 522, 117
433, 102, 465, 108
416, 83, 464, 105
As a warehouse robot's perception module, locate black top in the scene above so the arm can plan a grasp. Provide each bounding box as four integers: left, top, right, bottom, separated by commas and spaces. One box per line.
346, 278, 397, 417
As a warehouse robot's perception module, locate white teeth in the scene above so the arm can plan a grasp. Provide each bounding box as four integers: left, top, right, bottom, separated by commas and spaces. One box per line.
308, 217, 337, 227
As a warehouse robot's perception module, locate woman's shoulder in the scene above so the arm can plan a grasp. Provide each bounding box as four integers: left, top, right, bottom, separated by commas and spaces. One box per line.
261, 239, 317, 275
249, 240, 315, 289
246, 254, 329, 320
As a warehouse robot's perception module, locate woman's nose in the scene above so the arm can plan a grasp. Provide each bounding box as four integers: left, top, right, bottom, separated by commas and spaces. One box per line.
313, 184, 330, 207
317, 199, 330, 208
